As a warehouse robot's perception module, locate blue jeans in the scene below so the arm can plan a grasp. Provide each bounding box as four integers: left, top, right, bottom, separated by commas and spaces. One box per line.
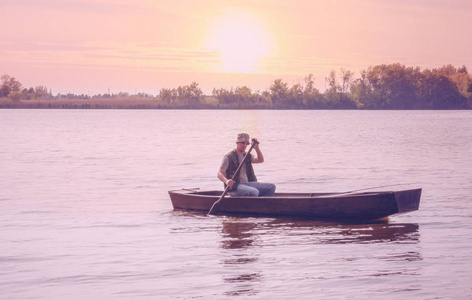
231, 181, 276, 197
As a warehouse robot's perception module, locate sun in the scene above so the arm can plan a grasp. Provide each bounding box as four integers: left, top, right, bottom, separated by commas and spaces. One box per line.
207, 10, 272, 73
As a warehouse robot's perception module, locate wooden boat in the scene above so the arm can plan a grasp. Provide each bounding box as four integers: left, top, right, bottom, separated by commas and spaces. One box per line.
168, 188, 422, 220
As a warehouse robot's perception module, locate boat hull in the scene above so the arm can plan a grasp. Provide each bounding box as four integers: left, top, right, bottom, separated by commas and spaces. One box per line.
168, 188, 422, 220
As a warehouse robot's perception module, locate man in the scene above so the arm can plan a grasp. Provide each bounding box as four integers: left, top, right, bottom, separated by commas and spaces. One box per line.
217, 133, 276, 197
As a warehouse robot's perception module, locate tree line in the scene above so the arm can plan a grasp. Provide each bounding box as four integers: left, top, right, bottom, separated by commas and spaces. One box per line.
0, 74, 50, 101
1, 63, 471, 109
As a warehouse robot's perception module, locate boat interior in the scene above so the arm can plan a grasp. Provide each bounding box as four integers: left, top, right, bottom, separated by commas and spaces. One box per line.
172, 189, 386, 198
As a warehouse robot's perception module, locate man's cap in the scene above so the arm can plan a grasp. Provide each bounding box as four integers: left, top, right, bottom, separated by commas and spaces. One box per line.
236, 133, 250, 143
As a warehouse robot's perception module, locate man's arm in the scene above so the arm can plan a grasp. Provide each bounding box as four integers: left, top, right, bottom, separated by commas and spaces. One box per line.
217, 168, 235, 187
251, 139, 264, 164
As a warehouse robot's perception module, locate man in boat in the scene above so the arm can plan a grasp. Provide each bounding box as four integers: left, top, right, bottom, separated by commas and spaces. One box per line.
217, 133, 276, 197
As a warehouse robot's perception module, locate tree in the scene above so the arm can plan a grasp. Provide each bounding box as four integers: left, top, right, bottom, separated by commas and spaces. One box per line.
325, 70, 343, 108
287, 83, 303, 108
212, 87, 233, 105
340, 68, 354, 94
420, 70, 467, 109
256, 90, 272, 106
269, 79, 288, 106
159, 87, 177, 104
353, 64, 422, 109
437, 64, 457, 76
302, 74, 324, 108
457, 65, 468, 74
449, 69, 472, 98
1, 74, 22, 97
8, 91, 22, 101
303, 74, 316, 95
325, 70, 340, 94
380, 64, 422, 109
350, 70, 373, 109
234, 86, 253, 106
177, 82, 203, 105
34, 86, 49, 99
22, 87, 35, 100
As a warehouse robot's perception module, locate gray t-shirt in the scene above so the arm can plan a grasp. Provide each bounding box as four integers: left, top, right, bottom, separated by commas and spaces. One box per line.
220, 152, 254, 184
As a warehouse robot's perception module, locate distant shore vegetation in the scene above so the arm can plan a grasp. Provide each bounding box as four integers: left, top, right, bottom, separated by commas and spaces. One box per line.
1, 63, 471, 109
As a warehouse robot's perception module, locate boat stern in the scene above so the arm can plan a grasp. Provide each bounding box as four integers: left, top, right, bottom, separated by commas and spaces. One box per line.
394, 188, 422, 213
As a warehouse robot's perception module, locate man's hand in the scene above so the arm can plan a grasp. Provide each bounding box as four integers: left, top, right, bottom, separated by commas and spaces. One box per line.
219, 168, 236, 187
252, 138, 260, 149
251, 138, 264, 163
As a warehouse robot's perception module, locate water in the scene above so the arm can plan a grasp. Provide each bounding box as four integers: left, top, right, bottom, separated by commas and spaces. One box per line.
1, 109, 471, 299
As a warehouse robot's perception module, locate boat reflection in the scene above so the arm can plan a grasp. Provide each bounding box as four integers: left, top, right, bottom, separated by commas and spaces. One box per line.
221, 220, 258, 250
220, 220, 262, 297
265, 218, 421, 245
218, 217, 420, 246
216, 217, 421, 296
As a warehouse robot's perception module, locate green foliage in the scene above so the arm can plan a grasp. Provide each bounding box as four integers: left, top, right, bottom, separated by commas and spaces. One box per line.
157, 82, 203, 107
420, 70, 466, 109
324, 70, 357, 109
34, 86, 49, 100
350, 63, 470, 109
211, 86, 271, 108
2, 63, 471, 109
8, 91, 23, 101
269, 79, 289, 106
302, 74, 325, 108
159, 87, 178, 104
176, 82, 203, 105
1, 74, 22, 97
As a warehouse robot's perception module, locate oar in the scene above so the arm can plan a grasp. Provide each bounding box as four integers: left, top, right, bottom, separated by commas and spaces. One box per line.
208, 140, 258, 216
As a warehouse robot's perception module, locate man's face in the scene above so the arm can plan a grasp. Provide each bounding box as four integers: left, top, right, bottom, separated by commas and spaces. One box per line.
236, 141, 249, 152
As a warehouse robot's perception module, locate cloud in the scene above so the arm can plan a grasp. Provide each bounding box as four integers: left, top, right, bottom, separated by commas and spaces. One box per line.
0, 40, 220, 73
0, 0, 148, 14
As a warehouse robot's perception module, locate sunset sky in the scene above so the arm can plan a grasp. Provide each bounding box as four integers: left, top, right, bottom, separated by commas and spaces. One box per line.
1, 0, 471, 95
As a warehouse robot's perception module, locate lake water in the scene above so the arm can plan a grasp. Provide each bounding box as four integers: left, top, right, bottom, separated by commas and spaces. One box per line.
1, 109, 471, 299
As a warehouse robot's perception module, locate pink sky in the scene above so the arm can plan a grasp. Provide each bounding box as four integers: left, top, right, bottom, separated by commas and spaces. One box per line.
1, 0, 471, 95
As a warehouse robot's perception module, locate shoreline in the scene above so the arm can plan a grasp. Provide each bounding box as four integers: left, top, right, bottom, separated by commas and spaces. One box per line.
1, 98, 470, 110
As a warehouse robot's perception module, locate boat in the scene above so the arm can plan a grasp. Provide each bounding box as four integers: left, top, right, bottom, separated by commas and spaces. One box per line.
168, 188, 422, 220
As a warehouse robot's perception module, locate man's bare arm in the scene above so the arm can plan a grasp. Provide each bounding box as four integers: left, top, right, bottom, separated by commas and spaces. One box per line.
217, 168, 235, 187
